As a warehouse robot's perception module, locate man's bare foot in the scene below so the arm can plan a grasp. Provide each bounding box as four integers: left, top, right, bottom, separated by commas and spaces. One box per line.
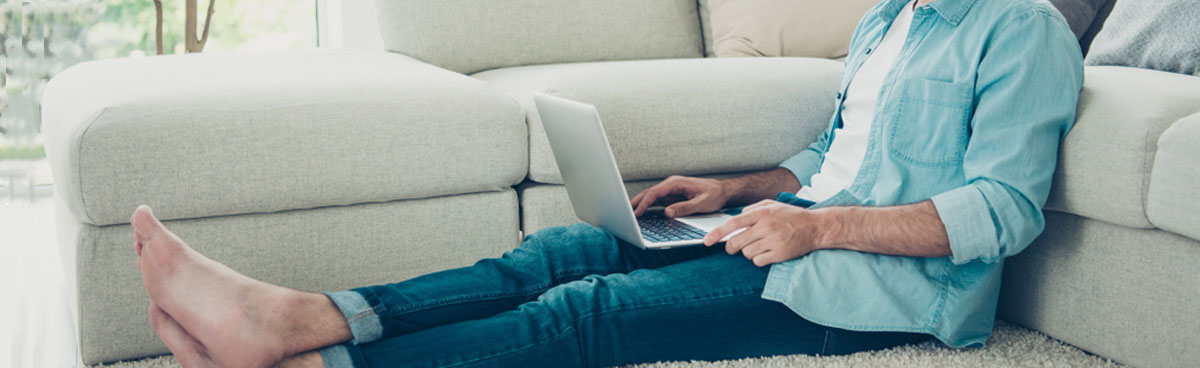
132, 206, 351, 368
148, 303, 219, 368
275, 351, 325, 368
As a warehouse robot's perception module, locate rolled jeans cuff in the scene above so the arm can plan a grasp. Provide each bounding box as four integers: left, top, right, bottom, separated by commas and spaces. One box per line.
323, 290, 383, 344
317, 344, 355, 368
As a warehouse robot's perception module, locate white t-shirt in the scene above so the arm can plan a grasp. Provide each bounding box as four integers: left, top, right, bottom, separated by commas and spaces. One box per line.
797, 1, 916, 202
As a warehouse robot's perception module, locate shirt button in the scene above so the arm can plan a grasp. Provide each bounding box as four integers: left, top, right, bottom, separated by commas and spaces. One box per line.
866, 48, 873, 54
836, 92, 843, 100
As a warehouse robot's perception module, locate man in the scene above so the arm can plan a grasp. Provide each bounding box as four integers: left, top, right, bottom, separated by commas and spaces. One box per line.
132, 0, 1083, 366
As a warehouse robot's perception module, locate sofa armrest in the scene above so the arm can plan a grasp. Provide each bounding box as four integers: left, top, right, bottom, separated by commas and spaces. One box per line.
42, 49, 527, 226
1147, 111, 1200, 241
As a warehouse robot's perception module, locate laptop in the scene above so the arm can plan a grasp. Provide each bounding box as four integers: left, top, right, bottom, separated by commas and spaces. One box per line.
533, 93, 742, 249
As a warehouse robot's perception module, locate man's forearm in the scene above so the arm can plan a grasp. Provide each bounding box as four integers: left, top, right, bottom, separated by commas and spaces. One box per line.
721, 168, 802, 207
815, 200, 952, 258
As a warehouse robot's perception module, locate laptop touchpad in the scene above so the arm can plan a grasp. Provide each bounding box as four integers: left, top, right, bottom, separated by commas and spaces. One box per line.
677, 213, 733, 232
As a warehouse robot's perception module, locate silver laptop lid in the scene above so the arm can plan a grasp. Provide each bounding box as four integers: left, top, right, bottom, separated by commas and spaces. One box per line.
532, 93, 646, 246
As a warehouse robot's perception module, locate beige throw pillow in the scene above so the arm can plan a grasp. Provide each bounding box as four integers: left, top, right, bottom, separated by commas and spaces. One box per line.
709, 0, 878, 59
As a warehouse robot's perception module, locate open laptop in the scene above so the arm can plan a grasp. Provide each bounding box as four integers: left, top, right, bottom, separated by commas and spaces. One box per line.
533, 93, 742, 249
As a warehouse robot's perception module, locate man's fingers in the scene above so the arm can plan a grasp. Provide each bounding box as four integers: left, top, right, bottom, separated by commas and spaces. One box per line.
635, 182, 689, 216
742, 199, 778, 214
739, 237, 771, 259
724, 224, 765, 255
705, 211, 762, 246
752, 251, 784, 267
664, 194, 707, 217
633, 188, 662, 216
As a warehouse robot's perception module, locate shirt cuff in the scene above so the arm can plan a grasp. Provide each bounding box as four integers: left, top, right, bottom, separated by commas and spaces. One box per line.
778, 151, 822, 188
930, 185, 1001, 265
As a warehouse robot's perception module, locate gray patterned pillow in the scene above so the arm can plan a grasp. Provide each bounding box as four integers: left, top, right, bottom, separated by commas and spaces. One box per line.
1085, 1, 1200, 76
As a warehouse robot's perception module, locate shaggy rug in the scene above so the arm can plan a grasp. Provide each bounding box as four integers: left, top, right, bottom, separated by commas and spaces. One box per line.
98, 322, 1124, 368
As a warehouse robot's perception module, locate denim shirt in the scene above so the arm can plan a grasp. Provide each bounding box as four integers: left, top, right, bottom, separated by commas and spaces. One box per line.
766, 0, 1083, 347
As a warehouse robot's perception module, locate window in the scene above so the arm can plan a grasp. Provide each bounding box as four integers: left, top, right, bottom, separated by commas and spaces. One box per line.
0, 0, 317, 162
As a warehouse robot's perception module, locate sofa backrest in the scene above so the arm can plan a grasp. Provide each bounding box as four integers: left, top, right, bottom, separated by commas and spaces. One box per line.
374, 0, 704, 75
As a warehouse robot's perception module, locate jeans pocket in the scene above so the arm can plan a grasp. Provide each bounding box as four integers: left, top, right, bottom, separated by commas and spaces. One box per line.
887, 78, 972, 167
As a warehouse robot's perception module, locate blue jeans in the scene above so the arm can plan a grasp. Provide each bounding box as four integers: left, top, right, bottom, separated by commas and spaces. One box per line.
318, 223, 929, 367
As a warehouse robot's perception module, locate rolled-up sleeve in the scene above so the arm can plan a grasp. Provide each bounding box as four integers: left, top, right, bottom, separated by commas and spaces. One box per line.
779, 127, 831, 188
931, 10, 1083, 265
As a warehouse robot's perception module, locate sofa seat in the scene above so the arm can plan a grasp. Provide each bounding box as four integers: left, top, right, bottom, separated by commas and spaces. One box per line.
1000, 211, 1200, 368
473, 57, 843, 184
42, 49, 527, 226
1045, 66, 1200, 229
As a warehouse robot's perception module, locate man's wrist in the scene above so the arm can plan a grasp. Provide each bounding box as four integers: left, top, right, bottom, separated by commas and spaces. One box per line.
813, 206, 851, 251
717, 178, 743, 207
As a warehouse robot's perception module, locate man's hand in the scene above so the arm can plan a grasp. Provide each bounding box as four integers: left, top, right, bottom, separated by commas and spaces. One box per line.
703, 200, 832, 267
703, 199, 953, 267
630, 175, 728, 218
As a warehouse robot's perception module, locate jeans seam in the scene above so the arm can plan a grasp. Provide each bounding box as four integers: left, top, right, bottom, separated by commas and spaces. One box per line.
820, 329, 834, 355
346, 310, 375, 324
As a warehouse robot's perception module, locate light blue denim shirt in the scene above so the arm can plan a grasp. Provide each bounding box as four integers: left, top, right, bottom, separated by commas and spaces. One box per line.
766, 0, 1083, 347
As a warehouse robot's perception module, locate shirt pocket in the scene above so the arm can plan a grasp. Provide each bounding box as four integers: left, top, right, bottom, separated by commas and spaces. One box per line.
887, 78, 972, 167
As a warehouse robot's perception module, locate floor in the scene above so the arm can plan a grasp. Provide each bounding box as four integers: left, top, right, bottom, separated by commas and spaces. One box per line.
1, 160, 83, 367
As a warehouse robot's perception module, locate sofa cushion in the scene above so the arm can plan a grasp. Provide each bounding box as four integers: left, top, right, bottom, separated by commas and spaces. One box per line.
375, 0, 703, 75
1045, 66, 1200, 228
708, 0, 876, 59
1147, 113, 1200, 241
42, 49, 527, 226
473, 57, 843, 184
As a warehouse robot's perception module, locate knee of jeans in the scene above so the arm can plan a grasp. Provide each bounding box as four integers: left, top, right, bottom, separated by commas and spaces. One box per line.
520, 223, 615, 254
532, 273, 630, 322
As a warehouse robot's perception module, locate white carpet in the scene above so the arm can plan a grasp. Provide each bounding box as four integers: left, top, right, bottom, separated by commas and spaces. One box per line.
98, 322, 1123, 368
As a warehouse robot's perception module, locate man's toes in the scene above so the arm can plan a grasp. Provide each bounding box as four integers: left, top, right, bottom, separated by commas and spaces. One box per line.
131, 205, 168, 241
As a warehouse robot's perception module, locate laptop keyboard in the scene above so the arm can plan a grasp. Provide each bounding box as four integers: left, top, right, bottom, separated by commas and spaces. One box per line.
638, 215, 706, 243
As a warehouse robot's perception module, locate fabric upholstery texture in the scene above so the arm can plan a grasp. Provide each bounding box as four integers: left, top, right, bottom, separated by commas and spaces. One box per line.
1147, 112, 1200, 241
706, 0, 877, 59
374, 0, 703, 75
1043, 66, 1200, 229
999, 211, 1200, 368
41, 49, 527, 226
473, 57, 843, 185
1084, 0, 1200, 76
68, 190, 520, 364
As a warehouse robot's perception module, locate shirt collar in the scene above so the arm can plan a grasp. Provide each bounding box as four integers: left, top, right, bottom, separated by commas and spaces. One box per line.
879, 0, 979, 26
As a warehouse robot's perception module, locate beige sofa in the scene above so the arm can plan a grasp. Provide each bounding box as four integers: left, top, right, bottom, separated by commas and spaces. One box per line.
42, 1, 1200, 366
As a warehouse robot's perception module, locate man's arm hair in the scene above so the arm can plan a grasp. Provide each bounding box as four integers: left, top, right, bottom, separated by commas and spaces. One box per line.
721, 168, 802, 207
816, 200, 951, 258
